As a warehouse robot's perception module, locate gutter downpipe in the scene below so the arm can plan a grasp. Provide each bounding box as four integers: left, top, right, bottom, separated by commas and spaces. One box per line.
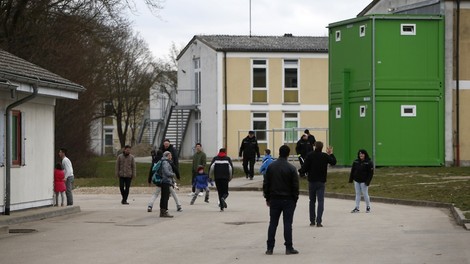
372, 17, 377, 169
455, 0, 461, 166
4, 81, 39, 215
223, 51, 228, 148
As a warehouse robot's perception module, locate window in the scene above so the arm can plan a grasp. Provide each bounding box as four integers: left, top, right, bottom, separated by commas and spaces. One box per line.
336, 107, 342, 119
283, 59, 299, 103
360, 105, 366, 117
195, 111, 202, 143
284, 112, 298, 142
335, 30, 341, 41
252, 112, 267, 142
359, 25, 366, 37
252, 59, 267, 103
104, 129, 113, 146
194, 58, 201, 104
11, 110, 23, 165
104, 101, 113, 125
401, 24, 416, 35
401, 105, 417, 117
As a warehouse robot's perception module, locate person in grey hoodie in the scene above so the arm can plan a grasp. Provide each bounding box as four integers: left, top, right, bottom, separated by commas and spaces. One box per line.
159, 151, 176, 218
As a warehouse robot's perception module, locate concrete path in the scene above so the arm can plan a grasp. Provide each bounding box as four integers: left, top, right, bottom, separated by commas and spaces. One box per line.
0, 176, 469, 264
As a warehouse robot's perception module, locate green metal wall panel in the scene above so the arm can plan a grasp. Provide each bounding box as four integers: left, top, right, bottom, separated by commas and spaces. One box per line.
329, 15, 444, 166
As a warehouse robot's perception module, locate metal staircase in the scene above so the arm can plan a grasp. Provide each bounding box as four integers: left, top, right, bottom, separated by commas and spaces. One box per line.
161, 105, 195, 156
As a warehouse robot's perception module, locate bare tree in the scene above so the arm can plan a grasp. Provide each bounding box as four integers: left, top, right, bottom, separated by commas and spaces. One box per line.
0, 0, 164, 172
99, 27, 158, 148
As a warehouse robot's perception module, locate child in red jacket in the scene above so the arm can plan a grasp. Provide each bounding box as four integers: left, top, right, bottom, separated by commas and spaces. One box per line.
54, 162, 67, 206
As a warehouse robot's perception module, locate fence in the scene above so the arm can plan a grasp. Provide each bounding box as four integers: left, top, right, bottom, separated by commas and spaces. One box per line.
237, 127, 329, 161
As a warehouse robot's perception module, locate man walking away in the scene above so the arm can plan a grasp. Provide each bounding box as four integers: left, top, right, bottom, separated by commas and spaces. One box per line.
209, 148, 233, 212
299, 141, 336, 227
263, 145, 299, 255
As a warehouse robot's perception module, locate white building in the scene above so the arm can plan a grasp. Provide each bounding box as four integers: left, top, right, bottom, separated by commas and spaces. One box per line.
0, 49, 84, 214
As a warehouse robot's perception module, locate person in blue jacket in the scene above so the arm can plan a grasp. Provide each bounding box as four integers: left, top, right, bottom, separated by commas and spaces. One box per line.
259, 149, 274, 177
191, 165, 214, 205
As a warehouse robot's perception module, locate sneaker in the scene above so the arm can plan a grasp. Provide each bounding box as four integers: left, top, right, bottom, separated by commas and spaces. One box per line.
285, 248, 299, 255
204, 198, 209, 203
309, 222, 315, 227
188, 192, 195, 196
265, 249, 273, 255
177, 206, 183, 212
198, 192, 204, 196
147, 206, 152, 212
316, 223, 323, 227
366, 206, 371, 213
221, 198, 227, 208
351, 208, 360, 213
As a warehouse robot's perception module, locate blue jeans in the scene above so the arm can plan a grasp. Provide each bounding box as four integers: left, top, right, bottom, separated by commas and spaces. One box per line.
309, 181, 325, 224
354, 181, 370, 208
267, 199, 296, 250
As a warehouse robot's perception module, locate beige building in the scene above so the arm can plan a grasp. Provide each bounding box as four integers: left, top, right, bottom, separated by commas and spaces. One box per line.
176, 35, 329, 159
359, 0, 470, 165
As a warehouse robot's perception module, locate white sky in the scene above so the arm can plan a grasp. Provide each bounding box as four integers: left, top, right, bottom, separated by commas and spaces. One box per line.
127, 0, 372, 60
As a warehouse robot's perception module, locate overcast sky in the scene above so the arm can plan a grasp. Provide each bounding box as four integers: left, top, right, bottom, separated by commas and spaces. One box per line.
127, 0, 372, 60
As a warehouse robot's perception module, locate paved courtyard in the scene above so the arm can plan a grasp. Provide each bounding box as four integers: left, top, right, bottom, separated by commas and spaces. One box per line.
0, 177, 469, 264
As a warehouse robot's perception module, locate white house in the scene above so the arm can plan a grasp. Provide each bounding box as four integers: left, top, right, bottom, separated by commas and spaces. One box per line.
0, 49, 84, 214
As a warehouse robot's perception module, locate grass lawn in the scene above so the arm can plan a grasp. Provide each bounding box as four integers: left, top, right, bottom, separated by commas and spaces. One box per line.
75, 157, 470, 218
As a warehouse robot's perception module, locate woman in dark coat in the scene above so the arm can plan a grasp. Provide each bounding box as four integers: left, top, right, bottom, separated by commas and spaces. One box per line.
349, 149, 374, 213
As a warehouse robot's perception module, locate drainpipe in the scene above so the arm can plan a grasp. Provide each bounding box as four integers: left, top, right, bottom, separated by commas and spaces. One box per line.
455, 0, 461, 166
223, 51, 228, 148
4, 81, 39, 215
372, 17, 377, 169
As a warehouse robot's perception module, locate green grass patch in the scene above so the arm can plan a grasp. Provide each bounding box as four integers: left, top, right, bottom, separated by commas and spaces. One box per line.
300, 166, 470, 212
74, 157, 244, 188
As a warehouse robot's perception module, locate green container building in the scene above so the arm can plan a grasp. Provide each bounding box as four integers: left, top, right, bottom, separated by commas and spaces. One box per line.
328, 15, 444, 166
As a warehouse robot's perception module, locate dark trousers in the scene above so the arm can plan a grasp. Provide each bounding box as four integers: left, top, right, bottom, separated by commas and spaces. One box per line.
119, 177, 132, 203
309, 181, 325, 224
191, 171, 197, 192
267, 199, 296, 250
160, 183, 171, 210
65, 176, 74, 205
242, 156, 255, 178
215, 179, 229, 208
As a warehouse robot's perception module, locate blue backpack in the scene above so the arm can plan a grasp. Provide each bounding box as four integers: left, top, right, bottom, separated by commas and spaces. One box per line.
151, 160, 163, 186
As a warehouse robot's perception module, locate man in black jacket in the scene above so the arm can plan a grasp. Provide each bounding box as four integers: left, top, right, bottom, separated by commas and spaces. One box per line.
209, 148, 233, 212
239, 131, 260, 180
263, 145, 299, 255
299, 141, 336, 227
159, 139, 179, 167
